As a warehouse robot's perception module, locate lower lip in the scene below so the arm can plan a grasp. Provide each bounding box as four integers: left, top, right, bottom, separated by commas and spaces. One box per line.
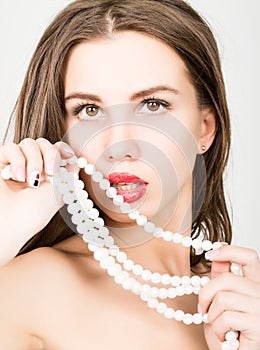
114, 183, 147, 203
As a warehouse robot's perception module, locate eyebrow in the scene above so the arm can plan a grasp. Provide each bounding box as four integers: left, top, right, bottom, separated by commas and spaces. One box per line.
64, 85, 179, 103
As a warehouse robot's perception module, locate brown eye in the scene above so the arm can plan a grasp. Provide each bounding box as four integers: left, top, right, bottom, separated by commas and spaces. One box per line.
147, 101, 160, 112
85, 106, 99, 117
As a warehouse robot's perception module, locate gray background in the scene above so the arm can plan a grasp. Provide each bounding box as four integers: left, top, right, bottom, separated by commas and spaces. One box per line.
0, 1, 259, 253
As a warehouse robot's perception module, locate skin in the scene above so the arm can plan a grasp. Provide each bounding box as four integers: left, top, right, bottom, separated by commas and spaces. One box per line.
0, 31, 259, 350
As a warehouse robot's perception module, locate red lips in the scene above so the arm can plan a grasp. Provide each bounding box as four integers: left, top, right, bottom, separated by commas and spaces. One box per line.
108, 172, 148, 203
108, 172, 147, 185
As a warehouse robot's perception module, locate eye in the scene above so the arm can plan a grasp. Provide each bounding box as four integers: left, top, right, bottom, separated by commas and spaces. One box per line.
73, 104, 104, 120
139, 98, 171, 114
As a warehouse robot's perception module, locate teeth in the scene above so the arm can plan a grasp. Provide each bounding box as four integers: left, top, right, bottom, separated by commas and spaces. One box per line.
112, 182, 141, 191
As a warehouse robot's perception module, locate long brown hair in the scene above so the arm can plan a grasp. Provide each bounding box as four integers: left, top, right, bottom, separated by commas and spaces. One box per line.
5, 0, 231, 268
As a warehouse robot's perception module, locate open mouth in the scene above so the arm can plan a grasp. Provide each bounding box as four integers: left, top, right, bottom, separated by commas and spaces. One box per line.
108, 172, 148, 203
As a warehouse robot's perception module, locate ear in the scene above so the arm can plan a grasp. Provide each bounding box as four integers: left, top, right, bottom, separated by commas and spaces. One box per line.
198, 108, 216, 154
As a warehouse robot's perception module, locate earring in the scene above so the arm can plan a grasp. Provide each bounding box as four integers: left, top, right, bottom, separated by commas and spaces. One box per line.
201, 145, 206, 152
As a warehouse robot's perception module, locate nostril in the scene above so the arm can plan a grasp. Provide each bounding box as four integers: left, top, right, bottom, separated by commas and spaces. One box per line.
125, 154, 132, 158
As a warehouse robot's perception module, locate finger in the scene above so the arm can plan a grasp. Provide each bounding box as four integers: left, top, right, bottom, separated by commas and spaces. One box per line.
199, 273, 259, 314
208, 291, 257, 324
54, 141, 75, 159
0, 143, 26, 181
19, 138, 43, 187
205, 245, 260, 282
211, 311, 257, 343
36, 138, 61, 176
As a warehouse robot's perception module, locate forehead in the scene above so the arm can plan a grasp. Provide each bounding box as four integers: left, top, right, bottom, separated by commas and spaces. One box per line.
64, 31, 191, 98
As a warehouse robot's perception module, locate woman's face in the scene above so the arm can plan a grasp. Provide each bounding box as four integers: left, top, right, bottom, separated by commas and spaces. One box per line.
64, 31, 215, 229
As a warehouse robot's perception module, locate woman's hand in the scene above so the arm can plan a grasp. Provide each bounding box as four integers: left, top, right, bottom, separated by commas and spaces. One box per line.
0, 138, 75, 266
199, 245, 260, 350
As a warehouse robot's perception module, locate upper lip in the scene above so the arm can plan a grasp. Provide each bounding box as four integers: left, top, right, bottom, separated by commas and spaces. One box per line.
108, 172, 148, 185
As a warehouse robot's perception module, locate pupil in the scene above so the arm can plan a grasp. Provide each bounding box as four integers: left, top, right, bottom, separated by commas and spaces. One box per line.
87, 106, 98, 116
148, 102, 159, 111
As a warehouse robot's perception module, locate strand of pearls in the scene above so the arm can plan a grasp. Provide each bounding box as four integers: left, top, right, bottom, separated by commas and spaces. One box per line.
0, 157, 240, 349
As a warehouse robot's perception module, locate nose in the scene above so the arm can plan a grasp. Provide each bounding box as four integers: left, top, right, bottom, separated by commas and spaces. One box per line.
103, 138, 140, 162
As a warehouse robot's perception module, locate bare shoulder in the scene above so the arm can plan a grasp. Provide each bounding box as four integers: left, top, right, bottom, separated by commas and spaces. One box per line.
0, 246, 91, 350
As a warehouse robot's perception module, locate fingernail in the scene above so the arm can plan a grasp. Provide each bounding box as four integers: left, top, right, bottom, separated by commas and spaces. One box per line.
205, 248, 220, 260
16, 167, 25, 182
29, 170, 41, 188
61, 143, 75, 156
197, 303, 202, 314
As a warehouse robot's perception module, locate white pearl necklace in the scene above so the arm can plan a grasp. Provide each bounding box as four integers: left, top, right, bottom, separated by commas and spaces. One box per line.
1, 157, 240, 349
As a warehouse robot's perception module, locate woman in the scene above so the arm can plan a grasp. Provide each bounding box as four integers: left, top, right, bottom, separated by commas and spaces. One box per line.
0, 0, 259, 349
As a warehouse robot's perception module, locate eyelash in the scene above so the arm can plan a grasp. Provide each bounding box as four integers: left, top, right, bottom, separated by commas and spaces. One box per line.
72, 97, 172, 117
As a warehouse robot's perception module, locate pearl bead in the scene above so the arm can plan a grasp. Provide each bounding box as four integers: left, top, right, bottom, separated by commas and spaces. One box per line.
120, 203, 131, 213
164, 308, 175, 319
123, 259, 134, 271
183, 313, 193, 325
113, 195, 124, 206
161, 274, 171, 285
168, 288, 177, 298
106, 187, 117, 198
153, 227, 163, 237
156, 302, 167, 314
144, 222, 155, 233
128, 210, 139, 220
140, 284, 150, 295
185, 285, 194, 295
176, 286, 185, 296
201, 276, 210, 286
231, 263, 243, 276
150, 287, 159, 298
191, 275, 201, 287
83, 199, 94, 210
94, 217, 105, 226
84, 164, 95, 175
122, 278, 136, 290
192, 313, 203, 325
136, 215, 147, 226
116, 252, 127, 263
132, 264, 143, 276
114, 271, 129, 284
141, 269, 152, 281
171, 276, 181, 287
92, 171, 103, 183
202, 240, 213, 251
203, 313, 209, 324
172, 233, 183, 244
158, 288, 168, 299
107, 263, 121, 277
183, 236, 192, 247
151, 272, 162, 284
93, 248, 109, 261
63, 192, 75, 204
174, 310, 184, 321
192, 238, 202, 250
100, 256, 115, 269
181, 276, 191, 286
132, 282, 142, 295
147, 299, 158, 309
77, 157, 87, 168
163, 230, 173, 241
225, 331, 239, 341
99, 179, 110, 190
88, 208, 99, 219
